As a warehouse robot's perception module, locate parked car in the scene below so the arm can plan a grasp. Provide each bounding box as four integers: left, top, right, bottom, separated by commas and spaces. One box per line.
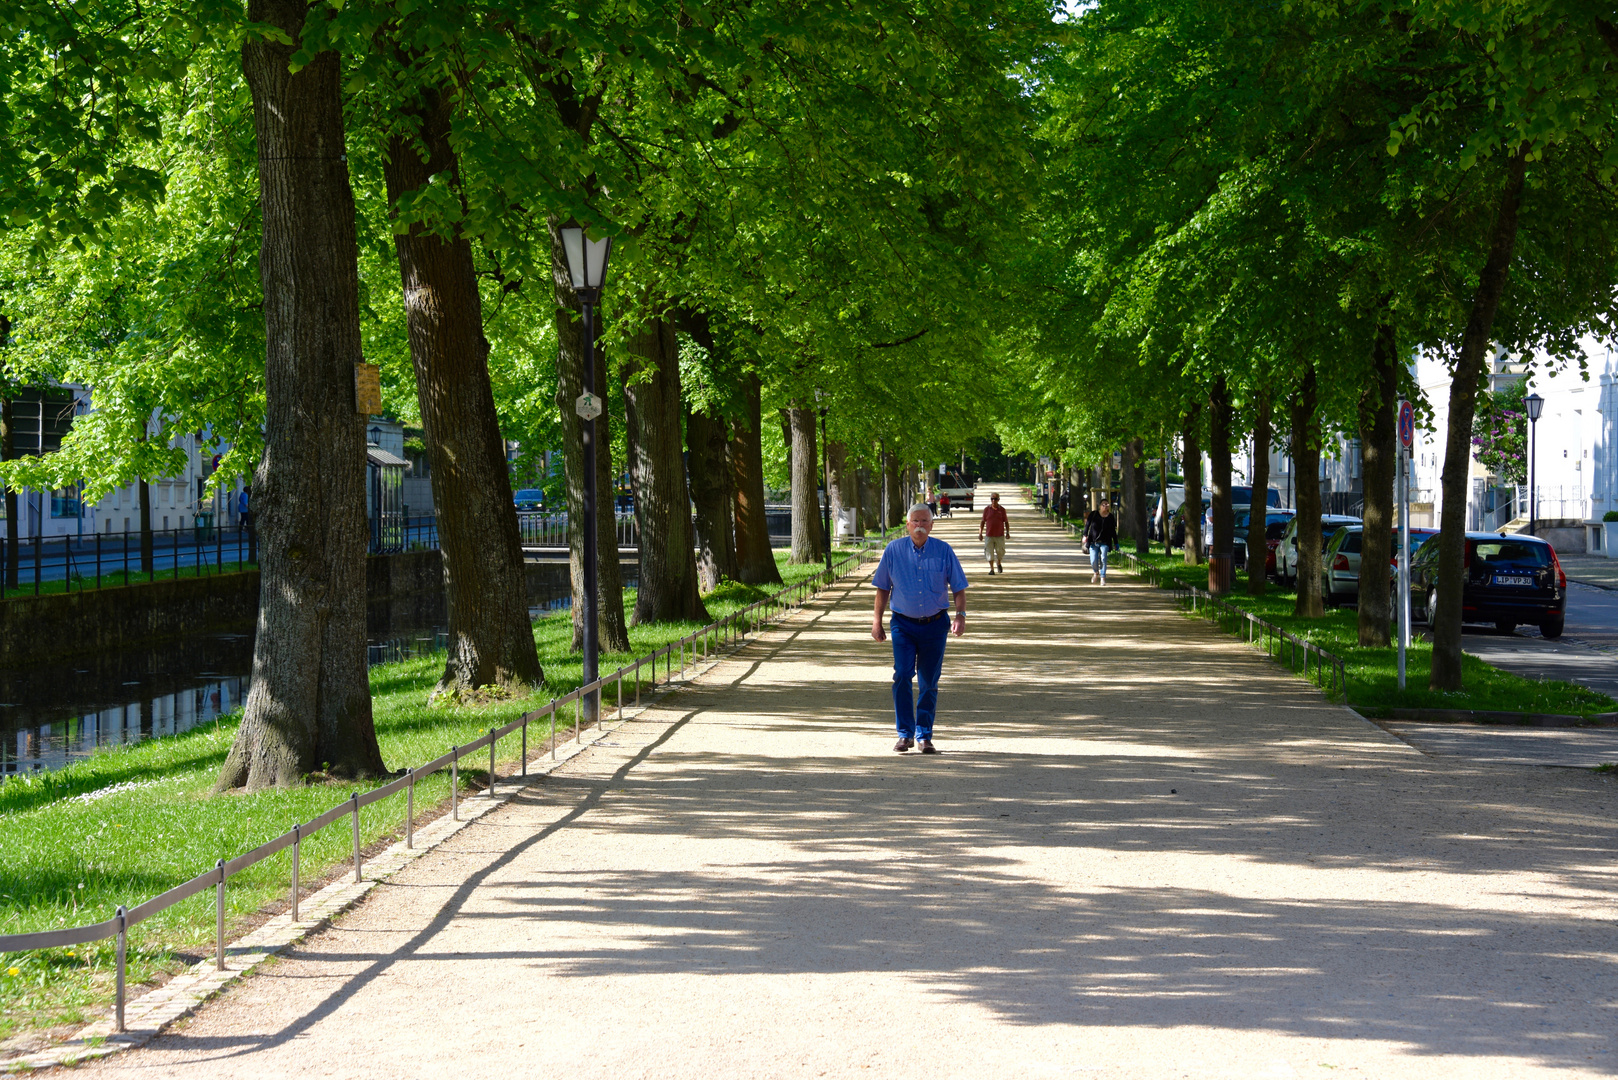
1275, 513, 1362, 586
1233, 508, 1295, 569
1194, 487, 1283, 556
1406, 532, 1567, 638
1321, 525, 1440, 606
513, 488, 546, 512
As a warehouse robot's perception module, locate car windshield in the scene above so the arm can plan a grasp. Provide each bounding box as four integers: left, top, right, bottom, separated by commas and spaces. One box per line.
1265, 521, 1289, 541
1337, 531, 1361, 554
514, 489, 542, 501
1473, 540, 1552, 567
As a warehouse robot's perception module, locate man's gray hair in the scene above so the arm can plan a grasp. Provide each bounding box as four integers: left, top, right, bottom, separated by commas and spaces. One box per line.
907, 503, 933, 519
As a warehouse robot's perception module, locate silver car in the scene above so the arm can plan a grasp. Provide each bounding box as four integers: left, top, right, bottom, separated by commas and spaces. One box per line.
1276, 513, 1362, 586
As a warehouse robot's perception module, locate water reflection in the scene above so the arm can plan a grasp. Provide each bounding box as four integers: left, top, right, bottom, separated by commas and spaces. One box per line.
0, 560, 590, 775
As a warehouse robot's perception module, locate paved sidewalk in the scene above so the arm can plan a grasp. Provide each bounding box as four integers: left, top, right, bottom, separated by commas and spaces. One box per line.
1561, 554, 1618, 591
82, 493, 1618, 1079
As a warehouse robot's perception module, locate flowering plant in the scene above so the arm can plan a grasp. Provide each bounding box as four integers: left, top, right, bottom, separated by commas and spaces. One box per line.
1471, 382, 1528, 486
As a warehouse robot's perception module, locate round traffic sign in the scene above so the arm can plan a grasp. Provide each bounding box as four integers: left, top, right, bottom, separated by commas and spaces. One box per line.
1398, 400, 1415, 449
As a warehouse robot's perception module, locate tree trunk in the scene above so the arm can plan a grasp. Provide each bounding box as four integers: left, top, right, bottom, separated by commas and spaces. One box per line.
1432, 154, 1528, 690
826, 439, 852, 542
624, 315, 708, 623
1247, 396, 1272, 597
857, 464, 877, 533
687, 403, 735, 593
1209, 380, 1234, 576
883, 447, 904, 529
219, 0, 385, 791
138, 477, 153, 574
384, 87, 540, 701
1291, 368, 1325, 618
1357, 320, 1400, 647
1181, 405, 1204, 565
787, 404, 824, 564
729, 371, 781, 584
1127, 438, 1148, 554
548, 219, 629, 652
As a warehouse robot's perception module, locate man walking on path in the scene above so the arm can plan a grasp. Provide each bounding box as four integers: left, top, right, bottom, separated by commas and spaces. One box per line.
978, 492, 1010, 574
871, 504, 968, 754
1083, 499, 1118, 585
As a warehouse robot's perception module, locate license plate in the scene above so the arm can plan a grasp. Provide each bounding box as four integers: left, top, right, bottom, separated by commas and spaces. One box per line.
1492, 574, 1532, 587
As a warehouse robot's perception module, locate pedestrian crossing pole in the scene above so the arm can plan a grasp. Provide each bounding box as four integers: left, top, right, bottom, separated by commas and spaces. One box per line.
1397, 400, 1415, 690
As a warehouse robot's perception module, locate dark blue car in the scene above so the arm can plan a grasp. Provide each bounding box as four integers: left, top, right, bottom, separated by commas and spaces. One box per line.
1407, 531, 1567, 638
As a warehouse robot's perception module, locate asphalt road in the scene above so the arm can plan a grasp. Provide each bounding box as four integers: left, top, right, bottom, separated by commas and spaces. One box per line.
1459, 582, 1618, 707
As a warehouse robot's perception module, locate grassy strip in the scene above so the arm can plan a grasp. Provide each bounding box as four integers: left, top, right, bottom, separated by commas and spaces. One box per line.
1114, 547, 1613, 717
0, 549, 850, 1040
2, 561, 259, 601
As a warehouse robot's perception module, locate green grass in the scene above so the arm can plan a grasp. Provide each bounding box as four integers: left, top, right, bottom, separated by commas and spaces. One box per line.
0, 548, 854, 1040
1, 560, 259, 601
1119, 549, 1614, 718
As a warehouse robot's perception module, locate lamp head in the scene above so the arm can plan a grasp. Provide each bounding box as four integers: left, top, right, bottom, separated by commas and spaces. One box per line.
1524, 391, 1544, 422
560, 226, 613, 292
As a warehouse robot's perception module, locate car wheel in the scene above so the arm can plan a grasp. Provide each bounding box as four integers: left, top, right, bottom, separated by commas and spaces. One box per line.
1540, 616, 1564, 640
1495, 620, 1515, 635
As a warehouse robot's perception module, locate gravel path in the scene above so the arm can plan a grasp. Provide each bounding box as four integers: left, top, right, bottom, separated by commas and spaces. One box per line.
80, 494, 1618, 1079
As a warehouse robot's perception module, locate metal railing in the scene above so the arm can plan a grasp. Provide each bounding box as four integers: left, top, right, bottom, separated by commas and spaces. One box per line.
0, 542, 877, 1033
1040, 507, 1348, 698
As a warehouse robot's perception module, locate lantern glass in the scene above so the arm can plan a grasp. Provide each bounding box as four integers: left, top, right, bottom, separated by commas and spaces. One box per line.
561, 227, 613, 290
1524, 392, 1544, 422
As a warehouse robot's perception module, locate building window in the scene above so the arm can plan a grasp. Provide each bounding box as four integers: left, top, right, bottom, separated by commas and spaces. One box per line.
50, 488, 81, 518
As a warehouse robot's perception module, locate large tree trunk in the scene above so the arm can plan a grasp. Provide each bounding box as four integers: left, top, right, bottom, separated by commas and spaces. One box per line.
1357, 320, 1400, 647
1181, 406, 1204, 565
1432, 155, 1527, 690
1291, 367, 1325, 618
882, 446, 904, 530
624, 315, 708, 623
729, 371, 781, 584
1208, 380, 1234, 580
787, 404, 824, 564
138, 476, 153, 574
384, 87, 541, 701
1247, 396, 1272, 597
826, 439, 851, 542
688, 403, 735, 593
1126, 438, 1148, 554
548, 220, 629, 652
857, 463, 877, 533
219, 0, 384, 791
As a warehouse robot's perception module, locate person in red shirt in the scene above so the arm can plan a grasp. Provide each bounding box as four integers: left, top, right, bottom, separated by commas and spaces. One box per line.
978, 492, 1010, 574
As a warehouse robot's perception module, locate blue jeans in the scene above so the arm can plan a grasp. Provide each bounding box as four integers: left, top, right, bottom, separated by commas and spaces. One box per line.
891, 612, 949, 739
1090, 543, 1110, 579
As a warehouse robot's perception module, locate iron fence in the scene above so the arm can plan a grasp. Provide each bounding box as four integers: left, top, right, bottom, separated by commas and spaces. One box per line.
0, 542, 878, 1033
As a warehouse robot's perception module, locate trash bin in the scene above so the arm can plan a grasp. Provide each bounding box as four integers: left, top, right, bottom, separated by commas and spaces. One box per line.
193, 511, 215, 543
1208, 551, 1233, 595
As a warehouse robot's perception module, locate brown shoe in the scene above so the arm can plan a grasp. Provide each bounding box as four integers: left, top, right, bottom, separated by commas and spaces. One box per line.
893, 737, 914, 753
918, 739, 937, 754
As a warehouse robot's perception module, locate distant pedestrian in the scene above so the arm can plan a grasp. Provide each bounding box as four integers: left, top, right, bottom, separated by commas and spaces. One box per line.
1083, 500, 1118, 585
871, 504, 969, 755
978, 492, 1009, 575
938, 492, 951, 518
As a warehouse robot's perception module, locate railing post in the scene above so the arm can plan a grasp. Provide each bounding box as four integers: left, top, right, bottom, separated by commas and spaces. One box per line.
550, 702, 557, 760
635, 659, 641, 706
521, 720, 528, 777
291, 823, 302, 917
351, 792, 362, 882
617, 669, 624, 722
114, 905, 127, 1033
488, 727, 497, 797
215, 859, 226, 971
450, 746, 459, 821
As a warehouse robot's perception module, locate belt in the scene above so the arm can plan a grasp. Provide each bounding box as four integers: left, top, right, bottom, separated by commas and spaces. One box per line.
893, 610, 948, 624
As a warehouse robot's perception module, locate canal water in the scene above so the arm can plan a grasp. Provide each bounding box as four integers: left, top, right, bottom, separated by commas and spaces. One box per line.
0, 561, 600, 776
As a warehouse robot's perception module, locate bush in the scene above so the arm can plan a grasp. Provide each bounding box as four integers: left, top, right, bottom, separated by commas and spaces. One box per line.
1604, 510, 1618, 522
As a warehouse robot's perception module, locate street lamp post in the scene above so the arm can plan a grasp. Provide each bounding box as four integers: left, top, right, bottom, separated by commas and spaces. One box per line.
816, 393, 832, 575
560, 226, 613, 721
1525, 391, 1543, 537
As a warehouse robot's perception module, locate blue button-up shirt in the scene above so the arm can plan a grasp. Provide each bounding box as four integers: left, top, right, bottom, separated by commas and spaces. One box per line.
871, 535, 969, 617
